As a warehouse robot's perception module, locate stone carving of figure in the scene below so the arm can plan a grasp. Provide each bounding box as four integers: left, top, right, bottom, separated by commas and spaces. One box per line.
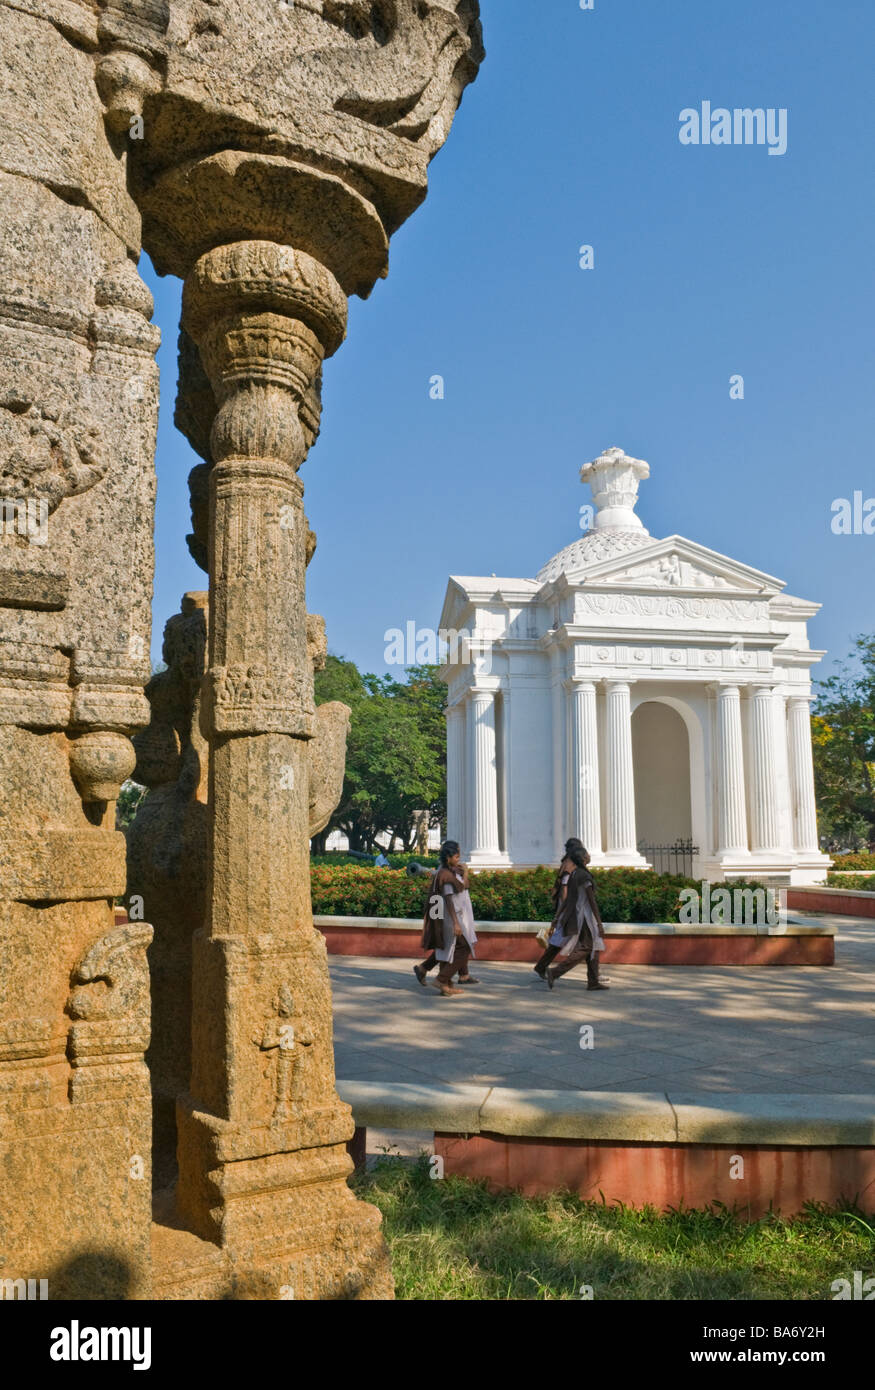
255, 984, 314, 1122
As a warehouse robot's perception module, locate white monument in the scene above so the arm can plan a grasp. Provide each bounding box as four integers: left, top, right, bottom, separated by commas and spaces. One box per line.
439, 447, 831, 885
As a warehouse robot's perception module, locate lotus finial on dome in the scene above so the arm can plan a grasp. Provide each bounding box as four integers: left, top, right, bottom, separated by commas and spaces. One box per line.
580, 447, 650, 533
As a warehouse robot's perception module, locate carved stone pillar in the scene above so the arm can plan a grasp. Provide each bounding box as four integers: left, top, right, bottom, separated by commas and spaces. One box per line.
603, 681, 644, 863
771, 689, 794, 853
446, 702, 465, 844
568, 681, 602, 856
175, 241, 391, 1298
749, 686, 781, 854
468, 689, 500, 864
788, 696, 820, 853
715, 684, 749, 855
550, 647, 566, 860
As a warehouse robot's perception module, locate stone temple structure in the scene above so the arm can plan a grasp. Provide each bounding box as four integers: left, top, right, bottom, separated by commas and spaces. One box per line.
440, 448, 831, 886
1, 0, 483, 1299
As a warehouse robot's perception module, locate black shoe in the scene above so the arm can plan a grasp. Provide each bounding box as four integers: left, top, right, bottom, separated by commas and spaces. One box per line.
533, 966, 546, 980
413, 964, 427, 987
546, 970, 556, 990
587, 982, 610, 991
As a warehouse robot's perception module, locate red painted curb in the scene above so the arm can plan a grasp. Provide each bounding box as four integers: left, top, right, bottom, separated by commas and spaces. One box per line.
434, 1132, 875, 1218
318, 926, 834, 966
788, 889, 875, 918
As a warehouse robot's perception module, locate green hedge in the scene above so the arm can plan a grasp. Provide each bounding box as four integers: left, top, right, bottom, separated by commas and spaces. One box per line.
830, 852, 875, 871
311, 852, 439, 869
310, 865, 770, 925
826, 873, 875, 891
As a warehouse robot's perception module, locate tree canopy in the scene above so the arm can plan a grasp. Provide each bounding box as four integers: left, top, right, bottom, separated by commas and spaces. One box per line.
813, 633, 875, 850
313, 656, 446, 852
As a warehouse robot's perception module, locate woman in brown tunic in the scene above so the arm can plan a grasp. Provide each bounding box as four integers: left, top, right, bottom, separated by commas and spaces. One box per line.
533, 838, 581, 979
415, 840, 480, 997
544, 843, 609, 991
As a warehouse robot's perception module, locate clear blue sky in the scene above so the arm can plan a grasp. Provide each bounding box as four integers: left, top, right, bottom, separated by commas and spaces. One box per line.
143, 0, 875, 684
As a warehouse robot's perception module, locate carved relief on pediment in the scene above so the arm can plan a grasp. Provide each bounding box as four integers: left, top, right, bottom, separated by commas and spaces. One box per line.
600, 553, 733, 590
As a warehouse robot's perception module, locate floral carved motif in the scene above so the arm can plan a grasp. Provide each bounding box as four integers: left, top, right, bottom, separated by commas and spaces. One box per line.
0, 397, 109, 512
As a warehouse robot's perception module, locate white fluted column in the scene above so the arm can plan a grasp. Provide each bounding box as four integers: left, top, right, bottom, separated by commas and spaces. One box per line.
788, 696, 820, 852
771, 690, 793, 851
715, 684, 749, 854
749, 686, 781, 853
604, 681, 640, 860
551, 652, 566, 860
468, 689, 500, 861
569, 681, 602, 854
446, 703, 465, 845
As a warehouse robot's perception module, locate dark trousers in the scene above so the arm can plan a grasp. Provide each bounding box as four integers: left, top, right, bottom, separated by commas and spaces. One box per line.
534, 944, 560, 976
549, 946, 600, 986
419, 952, 437, 973
437, 939, 471, 984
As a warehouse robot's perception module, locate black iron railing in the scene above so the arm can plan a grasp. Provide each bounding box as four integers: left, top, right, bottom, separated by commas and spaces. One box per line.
639, 839, 698, 877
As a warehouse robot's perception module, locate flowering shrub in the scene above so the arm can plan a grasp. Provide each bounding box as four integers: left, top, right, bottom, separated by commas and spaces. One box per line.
830, 853, 875, 871
826, 873, 875, 891
310, 865, 770, 924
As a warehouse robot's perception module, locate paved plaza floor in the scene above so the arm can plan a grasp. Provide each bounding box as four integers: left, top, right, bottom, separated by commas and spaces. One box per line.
331, 915, 875, 1099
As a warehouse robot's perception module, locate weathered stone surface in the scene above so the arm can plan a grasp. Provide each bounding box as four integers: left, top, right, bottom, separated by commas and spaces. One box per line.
2, 0, 481, 1301
128, 591, 352, 1188
0, 0, 159, 1300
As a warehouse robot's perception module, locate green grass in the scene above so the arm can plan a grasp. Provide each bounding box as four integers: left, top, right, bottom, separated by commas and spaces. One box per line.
353, 1155, 875, 1300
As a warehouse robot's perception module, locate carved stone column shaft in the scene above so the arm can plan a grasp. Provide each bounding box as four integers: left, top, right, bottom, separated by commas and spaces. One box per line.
788, 697, 820, 853
468, 689, 500, 859
604, 681, 638, 858
749, 687, 781, 853
568, 681, 602, 854
716, 684, 749, 855
174, 241, 390, 1296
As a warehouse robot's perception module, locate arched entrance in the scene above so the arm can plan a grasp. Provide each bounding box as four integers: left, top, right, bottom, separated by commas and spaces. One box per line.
632, 701, 693, 860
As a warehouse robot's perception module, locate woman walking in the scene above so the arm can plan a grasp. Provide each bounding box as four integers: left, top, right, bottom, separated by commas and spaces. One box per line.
415, 840, 480, 997
539, 841, 609, 991
533, 839, 580, 979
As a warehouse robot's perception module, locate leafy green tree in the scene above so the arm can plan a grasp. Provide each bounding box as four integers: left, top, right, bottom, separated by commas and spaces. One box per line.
813, 634, 875, 850
313, 656, 447, 852
116, 780, 147, 830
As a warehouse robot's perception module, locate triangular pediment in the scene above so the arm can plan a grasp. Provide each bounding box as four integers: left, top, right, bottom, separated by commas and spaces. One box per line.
566, 535, 785, 595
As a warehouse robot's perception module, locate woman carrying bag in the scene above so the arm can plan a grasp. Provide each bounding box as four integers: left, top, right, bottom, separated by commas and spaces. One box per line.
416, 840, 480, 998
533, 838, 580, 979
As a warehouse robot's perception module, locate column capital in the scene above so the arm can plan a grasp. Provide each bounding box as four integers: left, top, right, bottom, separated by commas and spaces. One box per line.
604, 678, 632, 695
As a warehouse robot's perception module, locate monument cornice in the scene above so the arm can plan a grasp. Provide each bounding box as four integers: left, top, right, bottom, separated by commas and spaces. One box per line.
562, 625, 780, 647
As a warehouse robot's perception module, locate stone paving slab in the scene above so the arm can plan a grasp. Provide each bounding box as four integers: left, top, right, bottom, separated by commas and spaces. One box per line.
331, 915, 875, 1097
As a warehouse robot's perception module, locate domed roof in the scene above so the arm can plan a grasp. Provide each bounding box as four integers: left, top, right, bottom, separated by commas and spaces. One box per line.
537, 526, 657, 584
537, 446, 656, 584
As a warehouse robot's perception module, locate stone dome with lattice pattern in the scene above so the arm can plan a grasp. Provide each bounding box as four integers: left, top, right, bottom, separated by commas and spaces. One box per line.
537, 527, 657, 584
